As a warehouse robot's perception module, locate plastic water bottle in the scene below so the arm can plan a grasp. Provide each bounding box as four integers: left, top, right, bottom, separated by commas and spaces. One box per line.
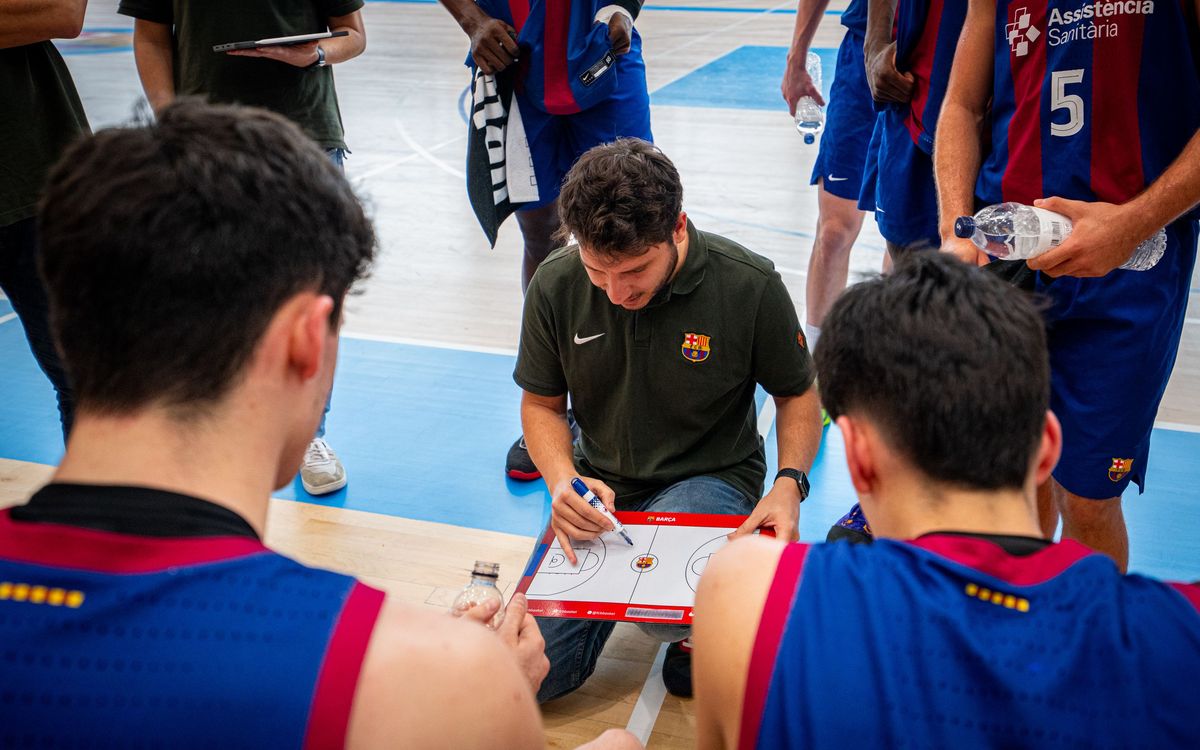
449, 561, 505, 630
795, 51, 824, 145
954, 202, 1166, 271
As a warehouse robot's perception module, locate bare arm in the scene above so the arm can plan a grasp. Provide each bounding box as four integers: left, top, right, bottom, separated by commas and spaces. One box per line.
933, 0, 994, 261
730, 389, 822, 542
521, 390, 616, 565
348, 599, 544, 749
781, 0, 832, 112
521, 389, 575, 491
0, 0, 86, 49
132, 18, 174, 113
322, 9, 365, 63
439, 0, 520, 74
864, 0, 913, 103
695, 536, 788, 750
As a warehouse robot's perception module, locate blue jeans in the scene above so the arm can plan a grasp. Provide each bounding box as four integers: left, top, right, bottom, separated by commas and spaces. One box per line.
313, 148, 346, 438
535, 475, 755, 703
0, 217, 73, 439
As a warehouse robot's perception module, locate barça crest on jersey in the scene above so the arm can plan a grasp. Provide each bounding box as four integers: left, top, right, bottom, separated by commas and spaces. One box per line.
1108, 457, 1134, 482
681, 333, 711, 363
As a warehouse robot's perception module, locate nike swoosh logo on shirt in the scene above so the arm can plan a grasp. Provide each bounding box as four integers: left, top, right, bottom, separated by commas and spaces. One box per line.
574, 333, 606, 345
827, 175, 849, 182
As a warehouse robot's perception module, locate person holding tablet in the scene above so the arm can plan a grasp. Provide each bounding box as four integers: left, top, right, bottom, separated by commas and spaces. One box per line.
118, 0, 367, 497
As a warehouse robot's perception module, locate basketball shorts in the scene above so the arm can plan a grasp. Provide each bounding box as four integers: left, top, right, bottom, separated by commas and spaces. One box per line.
1039, 218, 1199, 499
860, 109, 940, 248
514, 40, 653, 210
809, 30, 875, 201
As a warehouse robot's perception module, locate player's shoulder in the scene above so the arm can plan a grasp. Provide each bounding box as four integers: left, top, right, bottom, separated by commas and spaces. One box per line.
527, 244, 586, 295
698, 230, 782, 290
348, 599, 541, 749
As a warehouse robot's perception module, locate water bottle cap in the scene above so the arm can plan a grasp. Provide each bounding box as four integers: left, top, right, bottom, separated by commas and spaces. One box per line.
803, 134, 815, 145
953, 216, 975, 238
471, 561, 500, 578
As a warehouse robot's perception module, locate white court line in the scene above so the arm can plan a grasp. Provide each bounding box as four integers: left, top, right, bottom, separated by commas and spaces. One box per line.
625, 642, 670, 744
757, 396, 777, 437
0, 313, 17, 326
341, 330, 518, 357
1155, 421, 1200, 434
352, 134, 465, 182
395, 117, 466, 180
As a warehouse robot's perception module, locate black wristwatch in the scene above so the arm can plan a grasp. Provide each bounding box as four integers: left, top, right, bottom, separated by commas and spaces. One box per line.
774, 468, 810, 502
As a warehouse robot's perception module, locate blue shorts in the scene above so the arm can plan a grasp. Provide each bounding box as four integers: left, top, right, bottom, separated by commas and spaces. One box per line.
809, 30, 875, 201
860, 109, 940, 248
1039, 218, 1199, 499
514, 38, 652, 210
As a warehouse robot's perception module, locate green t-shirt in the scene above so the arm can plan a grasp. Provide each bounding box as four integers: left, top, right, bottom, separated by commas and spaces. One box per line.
0, 43, 89, 227
117, 0, 363, 150
514, 222, 816, 505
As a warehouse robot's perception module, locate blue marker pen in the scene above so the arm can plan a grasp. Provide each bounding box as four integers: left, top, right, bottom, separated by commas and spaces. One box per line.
571, 477, 634, 546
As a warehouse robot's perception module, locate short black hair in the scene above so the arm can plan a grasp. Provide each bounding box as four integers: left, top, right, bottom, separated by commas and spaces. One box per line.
555, 138, 683, 257
38, 99, 376, 414
816, 253, 1049, 490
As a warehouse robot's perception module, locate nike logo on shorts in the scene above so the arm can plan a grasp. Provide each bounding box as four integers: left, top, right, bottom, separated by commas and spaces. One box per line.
574, 333, 605, 344
827, 175, 849, 182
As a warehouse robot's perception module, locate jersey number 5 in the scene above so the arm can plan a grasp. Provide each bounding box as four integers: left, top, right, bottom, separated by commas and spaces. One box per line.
1051, 69, 1085, 138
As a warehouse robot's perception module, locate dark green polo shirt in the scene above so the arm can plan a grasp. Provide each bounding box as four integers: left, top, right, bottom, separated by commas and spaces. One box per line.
117, 0, 362, 150
0, 43, 89, 227
514, 222, 815, 505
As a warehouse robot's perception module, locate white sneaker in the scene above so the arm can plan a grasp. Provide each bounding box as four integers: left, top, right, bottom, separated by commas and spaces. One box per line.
301, 438, 347, 495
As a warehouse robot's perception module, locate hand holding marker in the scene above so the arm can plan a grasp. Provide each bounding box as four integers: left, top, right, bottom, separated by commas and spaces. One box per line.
571, 477, 634, 547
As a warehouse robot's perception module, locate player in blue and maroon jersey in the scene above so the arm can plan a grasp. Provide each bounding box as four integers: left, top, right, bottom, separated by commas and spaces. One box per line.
0, 101, 580, 749
859, 0, 968, 254
781, 0, 875, 350
936, 0, 1200, 570
692, 252, 1200, 748
440, 0, 651, 291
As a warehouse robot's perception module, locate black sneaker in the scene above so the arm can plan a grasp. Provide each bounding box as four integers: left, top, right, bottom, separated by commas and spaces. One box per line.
505, 435, 541, 481
662, 639, 693, 698
825, 503, 874, 544
505, 410, 581, 482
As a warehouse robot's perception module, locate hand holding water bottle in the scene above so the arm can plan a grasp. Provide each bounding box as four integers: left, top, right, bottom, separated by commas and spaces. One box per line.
782, 48, 825, 116
954, 199, 1166, 277
1026, 197, 1166, 277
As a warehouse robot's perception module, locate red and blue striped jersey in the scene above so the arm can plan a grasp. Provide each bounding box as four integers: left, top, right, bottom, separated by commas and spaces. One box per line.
475, 0, 643, 115
743, 535, 1200, 748
0, 506, 384, 748
978, 0, 1200, 207
891, 0, 969, 151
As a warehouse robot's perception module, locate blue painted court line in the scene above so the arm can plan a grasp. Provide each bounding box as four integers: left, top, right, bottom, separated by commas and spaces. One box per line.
1, 328, 1198, 580
0, 299, 13, 317
652, 45, 837, 111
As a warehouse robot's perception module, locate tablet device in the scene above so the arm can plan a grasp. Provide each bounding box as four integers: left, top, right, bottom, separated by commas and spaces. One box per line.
213, 30, 348, 53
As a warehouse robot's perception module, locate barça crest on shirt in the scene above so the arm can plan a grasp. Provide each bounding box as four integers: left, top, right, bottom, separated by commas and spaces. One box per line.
1108, 458, 1134, 482
681, 333, 711, 363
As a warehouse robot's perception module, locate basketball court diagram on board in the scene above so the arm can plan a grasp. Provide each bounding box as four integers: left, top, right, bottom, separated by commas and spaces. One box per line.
518, 513, 759, 625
